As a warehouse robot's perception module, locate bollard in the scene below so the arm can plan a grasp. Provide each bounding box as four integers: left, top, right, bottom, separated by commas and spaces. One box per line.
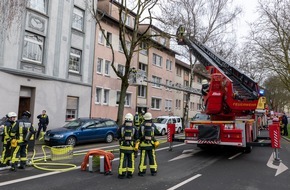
88, 155, 93, 172
100, 156, 104, 173
167, 124, 175, 151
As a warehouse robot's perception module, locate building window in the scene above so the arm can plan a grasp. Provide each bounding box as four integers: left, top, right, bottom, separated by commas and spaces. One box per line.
138, 85, 147, 98
69, 48, 82, 73
22, 32, 44, 64
151, 97, 161, 109
140, 42, 148, 55
153, 53, 162, 67
119, 40, 131, 53
106, 32, 112, 47
184, 80, 189, 87
118, 64, 125, 76
116, 92, 131, 106
97, 58, 103, 73
121, 12, 131, 26
190, 102, 195, 111
28, 0, 47, 14
197, 103, 202, 110
139, 62, 147, 73
166, 80, 172, 90
118, 40, 124, 52
103, 89, 109, 104
165, 99, 172, 111
72, 7, 84, 31
98, 29, 105, 44
176, 66, 182, 77
175, 99, 181, 109
152, 76, 161, 88
95, 87, 102, 104
105, 60, 110, 75
166, 59, 172, 71
66, 96, 78, 121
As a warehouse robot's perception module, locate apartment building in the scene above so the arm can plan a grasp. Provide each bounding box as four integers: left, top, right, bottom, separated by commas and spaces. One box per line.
175, 59, 210, 120
92, 0, 179, 120
0, 0, 96, 127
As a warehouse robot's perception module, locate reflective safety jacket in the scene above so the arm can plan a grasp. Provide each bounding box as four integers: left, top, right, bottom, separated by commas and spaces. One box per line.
2, 121, 16, 144
139, 121, 158, 150
37, 114, 49, 126
10, 117, 35, 144
134, 114, 140, 126
117, 122, 138, 151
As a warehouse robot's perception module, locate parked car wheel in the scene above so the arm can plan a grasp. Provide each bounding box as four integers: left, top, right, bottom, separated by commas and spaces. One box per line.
161, 129, 166, 136
66, 136, 77, 146
177, 127, 181, 134
105, 133, 114, 143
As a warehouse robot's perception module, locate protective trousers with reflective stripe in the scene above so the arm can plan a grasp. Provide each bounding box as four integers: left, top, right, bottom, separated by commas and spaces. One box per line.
11, 145, 20, 165
1, 142, 11, 164
18, 126, 29, 163
138, 143, 157, 174
118, 149, 135, 176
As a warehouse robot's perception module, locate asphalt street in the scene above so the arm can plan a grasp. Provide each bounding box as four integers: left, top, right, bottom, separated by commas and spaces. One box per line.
0, 134, 289, 190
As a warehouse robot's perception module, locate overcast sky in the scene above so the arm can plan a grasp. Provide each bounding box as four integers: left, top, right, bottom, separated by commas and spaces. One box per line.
234, 0, 259, 40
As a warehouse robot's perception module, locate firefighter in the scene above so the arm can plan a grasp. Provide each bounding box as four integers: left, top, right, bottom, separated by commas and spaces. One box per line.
117, 113, 138, 179
201, 79, 210, 96
12, 111, 36, 170
137, 112, 159, 177
0, 112, 17, 167
134, 112, 141, 130
36, 110, 49, 140
201, 79, 209, 108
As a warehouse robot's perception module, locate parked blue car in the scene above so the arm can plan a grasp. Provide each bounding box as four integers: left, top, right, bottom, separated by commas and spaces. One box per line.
44, 117, 118, 146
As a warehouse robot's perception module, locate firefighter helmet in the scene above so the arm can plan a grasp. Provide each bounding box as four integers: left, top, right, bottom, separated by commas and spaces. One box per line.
125, 113, 133, 121
143, 112, 152, 120
22, 111, 31, 118
202, 79, 208, 85
7, 112, 17, 118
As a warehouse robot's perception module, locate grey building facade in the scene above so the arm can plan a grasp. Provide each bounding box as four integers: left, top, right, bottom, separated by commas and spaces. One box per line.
0, 0, 96, 128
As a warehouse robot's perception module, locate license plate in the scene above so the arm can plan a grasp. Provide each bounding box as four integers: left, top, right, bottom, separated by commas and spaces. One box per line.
45, 136, 50, 141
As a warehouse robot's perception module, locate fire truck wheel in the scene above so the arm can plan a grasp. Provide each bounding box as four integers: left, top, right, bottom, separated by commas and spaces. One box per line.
244, 146, 252, 153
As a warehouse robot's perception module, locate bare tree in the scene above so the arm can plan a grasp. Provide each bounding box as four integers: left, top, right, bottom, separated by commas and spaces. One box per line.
235, 41, 269, 84
248, 0, 290, 92
87, 0, 158, 125
0, 0, 26, 42
155, 0, 241, 128
263, 75, 290, 112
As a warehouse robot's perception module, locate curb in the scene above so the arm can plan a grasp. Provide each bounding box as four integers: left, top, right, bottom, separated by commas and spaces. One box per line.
282, 136, 290, 142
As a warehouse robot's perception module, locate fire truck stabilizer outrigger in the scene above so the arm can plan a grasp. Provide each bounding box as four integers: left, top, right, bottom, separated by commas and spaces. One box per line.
174, 25, 280, 153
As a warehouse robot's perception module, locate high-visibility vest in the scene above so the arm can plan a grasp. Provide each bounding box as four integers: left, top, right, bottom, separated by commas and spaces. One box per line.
134, 115, 140, 126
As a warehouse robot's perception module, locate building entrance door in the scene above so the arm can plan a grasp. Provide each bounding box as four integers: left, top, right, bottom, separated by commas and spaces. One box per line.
18, 97, 30, 117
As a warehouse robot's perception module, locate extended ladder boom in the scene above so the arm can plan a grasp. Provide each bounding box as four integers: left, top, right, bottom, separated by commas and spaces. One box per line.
176, 26, 259, 100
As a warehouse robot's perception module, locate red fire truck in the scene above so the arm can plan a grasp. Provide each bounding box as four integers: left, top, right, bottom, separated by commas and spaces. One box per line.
175, 26, 276, 152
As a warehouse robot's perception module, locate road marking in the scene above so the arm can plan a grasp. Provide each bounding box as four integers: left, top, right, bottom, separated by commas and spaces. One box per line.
169, 149, 200, 162
0, 171, 61, 186
167, 174, 202, 190
266, 152, 288, 176
0, 143, 186, 187
228, 152, 243, 160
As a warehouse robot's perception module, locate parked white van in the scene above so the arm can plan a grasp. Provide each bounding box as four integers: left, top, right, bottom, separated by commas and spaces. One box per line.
153, 116, 182, 136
